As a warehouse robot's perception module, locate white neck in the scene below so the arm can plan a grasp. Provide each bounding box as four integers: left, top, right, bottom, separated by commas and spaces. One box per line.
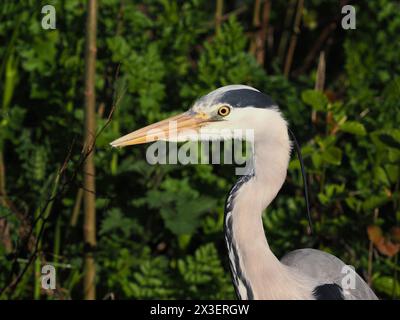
224, 110, 315, 300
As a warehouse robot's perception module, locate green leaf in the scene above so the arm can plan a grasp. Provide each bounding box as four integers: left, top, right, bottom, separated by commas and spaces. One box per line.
317, 193, 330, 205
362, 194, 390, 211
301, 89, 328, 111
345, 197, 362, 212
138, 178, 217, 236
371, 129, 400, 150
385, 164, 399, 184
311, 152, 322, 169
379, 134, 400, 150
99, 208, 136, 237
161, 196, 216, 236
177, 243, 234, 299
339, 121, 367, 136
322, 146, 342, 165
374, 167, 390, 186
374, 276, 400, 298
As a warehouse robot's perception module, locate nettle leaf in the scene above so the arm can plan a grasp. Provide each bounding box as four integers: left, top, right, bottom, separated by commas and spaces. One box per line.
321, 146, 342, 166
384, 164, 399, 184
362, 193, 390, 211
379, 133, 400, 150
388, 149, 400, 162
345, 196, 362, 212
301, 89, 328, 111
317, 193, 329, 205
373, 166, 390, 186
311, 152, 322, 169
374, 276, 400, 298
316, 135, 337, 149
340, 121, 367, 136
318, 183, 345, 205
370, 129, 400, 150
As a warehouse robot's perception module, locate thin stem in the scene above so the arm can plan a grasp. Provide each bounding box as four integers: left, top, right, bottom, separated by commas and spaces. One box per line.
33, 172, 60, 299
283, 0, 304, 77
368, 208, 379, 285
249, 0, 261, 56
252, 0, 271, 66
70, 188, 83, 227
53, 215, 61, 265
0, 151, 6, 205
215, 0, 224, 32
312, 51, 326, 124
277, 0, 296, 64
83, 0, 98, 300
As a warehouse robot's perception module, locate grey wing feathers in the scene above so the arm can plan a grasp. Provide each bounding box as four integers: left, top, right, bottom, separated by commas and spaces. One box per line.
280, 248, 378, 300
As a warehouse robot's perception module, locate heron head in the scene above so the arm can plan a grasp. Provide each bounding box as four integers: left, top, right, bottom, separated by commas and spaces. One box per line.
110, 84, 286, 147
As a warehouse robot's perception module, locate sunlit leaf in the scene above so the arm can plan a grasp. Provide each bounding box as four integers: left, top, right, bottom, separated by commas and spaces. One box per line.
374, 276, 400, 298
321, 146, 342, 165
301, 89, 328, 111
379, 134, 400, 150
339, 121, 366, 136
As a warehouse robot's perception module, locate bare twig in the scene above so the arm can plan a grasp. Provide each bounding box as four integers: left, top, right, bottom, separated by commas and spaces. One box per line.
249, 0, 261, 56
314, 51, 326, 92
292, 0, 350, 76
368, 208, 379, 285
215, 0, 224, 32
312, 51, 326, 124
83, 0, 98, 300
277, 0, 296, 64
70, 188, 83, 227
250, 0, 271, 66
283, 0, 304, 77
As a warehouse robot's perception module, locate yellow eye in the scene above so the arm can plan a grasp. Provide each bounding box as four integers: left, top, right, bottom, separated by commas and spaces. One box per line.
217, 105, 231, 117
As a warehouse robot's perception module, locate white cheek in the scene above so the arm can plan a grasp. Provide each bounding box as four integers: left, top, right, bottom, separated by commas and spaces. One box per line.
200, 109, 260, 138
200, 108, 287, 143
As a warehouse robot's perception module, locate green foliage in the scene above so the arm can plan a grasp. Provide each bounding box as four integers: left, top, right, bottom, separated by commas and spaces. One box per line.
0, 0, 399, 300
339, 121, 366, 136
193, 18, 266, 92
134, 178, 217, 237
176, 243, 234, 299
301, 89, 328, 111
374, 276, 400, 298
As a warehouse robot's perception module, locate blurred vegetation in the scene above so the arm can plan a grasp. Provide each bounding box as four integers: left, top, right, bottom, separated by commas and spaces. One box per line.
0, 0, 399, 299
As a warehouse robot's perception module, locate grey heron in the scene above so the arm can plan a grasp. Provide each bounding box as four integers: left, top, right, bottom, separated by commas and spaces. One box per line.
110, 85, 378, 300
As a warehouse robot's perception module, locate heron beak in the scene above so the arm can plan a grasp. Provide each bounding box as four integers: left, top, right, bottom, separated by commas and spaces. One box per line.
110, 111, 211, 147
